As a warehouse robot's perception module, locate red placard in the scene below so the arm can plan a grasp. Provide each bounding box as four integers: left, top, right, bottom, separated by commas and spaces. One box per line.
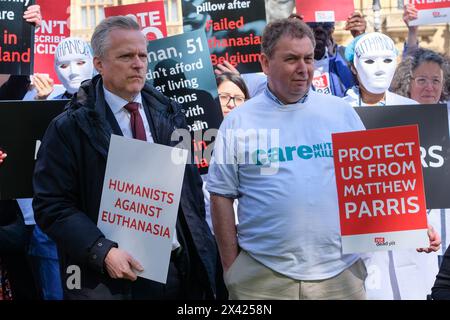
295, 0, 354, 22
104, 2, 167, 41
332, 125, 428, 252
407, 0, 450, 10
34, 0, 71, 83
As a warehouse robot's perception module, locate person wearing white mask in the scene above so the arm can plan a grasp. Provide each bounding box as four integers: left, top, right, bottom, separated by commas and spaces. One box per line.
53, 37, 94, 99
343, 32, 416, 107
23, 37, 95, 300
343, 32, 441, 300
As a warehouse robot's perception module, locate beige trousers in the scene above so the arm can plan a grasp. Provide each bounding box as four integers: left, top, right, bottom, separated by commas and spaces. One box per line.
224, 250, 367, 300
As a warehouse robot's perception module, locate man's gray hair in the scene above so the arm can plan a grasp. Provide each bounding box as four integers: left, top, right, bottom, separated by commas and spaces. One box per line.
91, 16, 140, 58
261, 18, 315, 58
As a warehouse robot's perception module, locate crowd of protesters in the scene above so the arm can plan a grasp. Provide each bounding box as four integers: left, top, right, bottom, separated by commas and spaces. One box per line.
1, 1, 450, 300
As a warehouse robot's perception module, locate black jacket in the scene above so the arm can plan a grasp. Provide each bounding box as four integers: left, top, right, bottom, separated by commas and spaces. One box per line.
0, 75, 40, 300
0, 75, 30, 100
432, 245, 450, 300
32, 75, 219, 299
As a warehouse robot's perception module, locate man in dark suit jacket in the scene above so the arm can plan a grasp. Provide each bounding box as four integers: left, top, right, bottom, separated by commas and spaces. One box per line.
32, 16, 221, 300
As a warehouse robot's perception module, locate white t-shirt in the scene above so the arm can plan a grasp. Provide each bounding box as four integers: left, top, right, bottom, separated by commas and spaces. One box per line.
313, 54, 332, 95
201, 173, 238, 234
207, 88, 365, 280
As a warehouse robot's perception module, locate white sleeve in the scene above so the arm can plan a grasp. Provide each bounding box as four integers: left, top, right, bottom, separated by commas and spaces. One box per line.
206, 122, 240, 199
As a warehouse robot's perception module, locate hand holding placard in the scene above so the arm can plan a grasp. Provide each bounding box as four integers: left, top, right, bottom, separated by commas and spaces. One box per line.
23, 4, 41, 26
104, 247, 144, 281
416, 224, 441, 253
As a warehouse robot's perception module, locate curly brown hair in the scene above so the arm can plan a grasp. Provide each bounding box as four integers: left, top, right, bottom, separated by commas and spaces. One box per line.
390, 48, 449, 102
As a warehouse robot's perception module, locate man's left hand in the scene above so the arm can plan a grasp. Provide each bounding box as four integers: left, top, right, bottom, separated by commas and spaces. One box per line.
345, 12, 366, 38
417, 224, 441, 253
23, 4, 42, 27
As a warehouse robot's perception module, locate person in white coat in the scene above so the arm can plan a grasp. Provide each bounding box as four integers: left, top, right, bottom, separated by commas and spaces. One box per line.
343, 32, 441, 299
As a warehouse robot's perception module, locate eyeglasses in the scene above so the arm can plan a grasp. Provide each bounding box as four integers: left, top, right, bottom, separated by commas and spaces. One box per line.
412, 77, 442, 88
219, 93, 246, 106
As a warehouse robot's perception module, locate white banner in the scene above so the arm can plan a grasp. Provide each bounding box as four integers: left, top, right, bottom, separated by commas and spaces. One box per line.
342, 229, 428, 254
98, 135, 188, 283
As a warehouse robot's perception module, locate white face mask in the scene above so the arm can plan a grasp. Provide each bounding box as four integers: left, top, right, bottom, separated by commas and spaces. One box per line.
54, 38, 93, 94
353, 33, 397, 94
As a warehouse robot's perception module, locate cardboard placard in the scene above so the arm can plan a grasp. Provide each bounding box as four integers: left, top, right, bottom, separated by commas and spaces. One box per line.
34, 0, 71, 83
146, 29, 223, 174
295, 0, 354, 22
407, 0, 450, 26
332, 125, 429, 253
104, 1, 167, 41
356, 104, 450, 209
182, 0, 266, 74
0, 0, 35, 75
97, 135, 187, 283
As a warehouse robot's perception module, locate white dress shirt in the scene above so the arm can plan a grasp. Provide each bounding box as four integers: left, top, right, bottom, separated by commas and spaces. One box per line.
103, 87, 154, 143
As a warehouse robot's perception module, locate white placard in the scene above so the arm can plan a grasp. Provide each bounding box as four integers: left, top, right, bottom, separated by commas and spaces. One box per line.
97, 135, 188, 283
315, 11, 335, 22
409, 5, 450, 26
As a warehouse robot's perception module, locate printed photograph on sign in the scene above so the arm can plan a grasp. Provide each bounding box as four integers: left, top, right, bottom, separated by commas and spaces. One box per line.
146, 29, 223, 174
332, 125, 429, 254
295, 0, 354, 22
0, 0, 35, 75
104, 1, 167, 41
182, 0, 266, 74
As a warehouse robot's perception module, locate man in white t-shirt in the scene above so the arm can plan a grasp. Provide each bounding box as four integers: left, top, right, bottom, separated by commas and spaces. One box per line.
207, 18, 367, 300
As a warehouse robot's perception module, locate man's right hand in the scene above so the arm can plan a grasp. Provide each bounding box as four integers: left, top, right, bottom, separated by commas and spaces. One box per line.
104, 247, 144, 281
0, 150, 7, 165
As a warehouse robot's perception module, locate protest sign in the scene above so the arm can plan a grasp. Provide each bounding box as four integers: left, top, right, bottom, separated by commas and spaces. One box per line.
0, 0, 35, 75
97, 135, 188, 283
33, 0, 70, 83
356, 104, 450, 209
146, 29, 223, 174
0, 99, 67, 199
332, 125, 429, 253
104, 1, 167, 41
182, 0, 266, 74
407, 0, 450, 26
295, 0, 354, 22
